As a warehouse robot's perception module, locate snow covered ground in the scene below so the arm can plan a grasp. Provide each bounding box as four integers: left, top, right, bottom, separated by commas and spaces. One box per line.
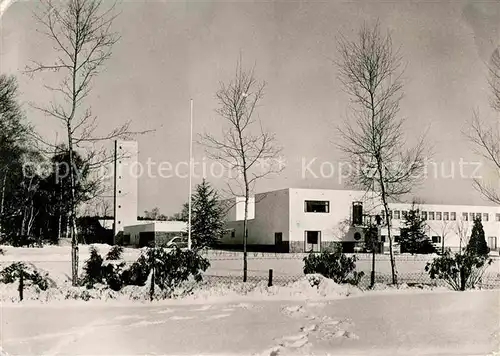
1, 289, 498, 355
1, 245, 499, 355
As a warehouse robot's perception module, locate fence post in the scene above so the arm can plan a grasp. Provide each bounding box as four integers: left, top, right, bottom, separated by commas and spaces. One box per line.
18, 267, 24, 302
149, 267, 155, 301
268, 269, 273, 287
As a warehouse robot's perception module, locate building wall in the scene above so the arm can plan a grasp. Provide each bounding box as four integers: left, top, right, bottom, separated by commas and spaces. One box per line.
288, 188, 382, 252
220, 187, 500, 253
223, 197, 255, 221
114, 140, 139, 241
124, 222, 155, 246
389, 203, 500, 251
249, 189, 290, 247
123, 221, 187, 246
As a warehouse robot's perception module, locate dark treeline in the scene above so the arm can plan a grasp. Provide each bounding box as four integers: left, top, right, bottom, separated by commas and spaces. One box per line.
0, 74, 104, 246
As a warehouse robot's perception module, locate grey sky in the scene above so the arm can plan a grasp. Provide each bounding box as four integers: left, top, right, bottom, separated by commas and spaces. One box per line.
1, 0, 499, 215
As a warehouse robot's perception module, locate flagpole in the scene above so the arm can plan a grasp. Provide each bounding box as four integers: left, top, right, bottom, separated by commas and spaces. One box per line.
188, 99, 193, 250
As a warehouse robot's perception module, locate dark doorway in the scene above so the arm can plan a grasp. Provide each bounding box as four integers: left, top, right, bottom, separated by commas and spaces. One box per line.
304, 231, 321, 253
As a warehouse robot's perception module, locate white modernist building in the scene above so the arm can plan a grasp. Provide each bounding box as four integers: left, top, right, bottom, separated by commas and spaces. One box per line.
112, 140, 186, 246
220, 188, 500, 253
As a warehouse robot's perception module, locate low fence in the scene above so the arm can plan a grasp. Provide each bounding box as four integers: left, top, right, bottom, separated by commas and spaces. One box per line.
203, 270, 500, 291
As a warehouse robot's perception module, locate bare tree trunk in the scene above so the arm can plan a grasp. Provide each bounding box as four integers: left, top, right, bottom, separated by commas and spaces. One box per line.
57, 185, 62, 240
20, 208, 26, 238
68, 128, 79, 286
27, 203, 35, 236
243, 186, 249, 283
381, 197, 397, 285
0, 171, 7, 239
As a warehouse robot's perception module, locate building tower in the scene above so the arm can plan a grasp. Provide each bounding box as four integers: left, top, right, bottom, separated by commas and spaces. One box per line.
113, 140, 139, 242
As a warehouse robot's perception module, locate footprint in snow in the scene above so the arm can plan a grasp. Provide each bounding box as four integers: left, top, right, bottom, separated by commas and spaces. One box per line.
253, 346, 282, 356
281, 305, 306, 317
282, 337, 309, 349
300, 324, 318, 333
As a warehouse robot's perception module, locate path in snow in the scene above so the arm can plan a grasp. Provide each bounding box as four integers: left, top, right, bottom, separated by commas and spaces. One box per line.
1, 290, 498, 355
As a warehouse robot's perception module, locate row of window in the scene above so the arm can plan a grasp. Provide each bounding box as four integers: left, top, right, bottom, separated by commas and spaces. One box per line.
387, 210, 500, 222
304, 200, 500, 224
380, 235, 498, 249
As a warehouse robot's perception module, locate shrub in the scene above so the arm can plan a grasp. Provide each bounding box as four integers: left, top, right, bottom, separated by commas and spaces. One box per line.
81, 246, 126, 291
425, 250, 492, 291
0, 262, 54, 290
146, 247, 210, 292
467, 218, 490, 257
303, 249, 364, 286
106, 245, 124, 260
81, 246, 211, 297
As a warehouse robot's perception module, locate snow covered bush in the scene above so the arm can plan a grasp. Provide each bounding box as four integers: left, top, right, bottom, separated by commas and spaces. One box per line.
105, 245, 124, 260
142, 247, 210, 292
80, 245, 210, 297
303, 249, 364, 286
0, 262, 55, 291
80, 246, 126, 291
425, 250, 492, 291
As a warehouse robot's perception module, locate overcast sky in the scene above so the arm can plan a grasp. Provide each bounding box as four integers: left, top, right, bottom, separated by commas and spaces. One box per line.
1, 0, 500, 215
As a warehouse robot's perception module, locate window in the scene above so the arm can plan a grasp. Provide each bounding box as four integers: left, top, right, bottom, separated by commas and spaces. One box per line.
469, 213, 475, 221
483, 213, 489, 222
381, 235, 386, 243
428, 212, 435, 220
305, 200, 330, 213
304, 231, 321, 252
496, 213, 500, 222
443, 212, 449, 221
476, 213, 482, 221
394, 210, 400, 220
488, 236, 497, 250
463, 212, 468, 221
394, 235, 400, 243
436, 212, 442, 220
422, 211, 428, 220
231, 230, 235, 238
432, 236, 441, 244
450, 212, 456, 221
402, 210, 408, 219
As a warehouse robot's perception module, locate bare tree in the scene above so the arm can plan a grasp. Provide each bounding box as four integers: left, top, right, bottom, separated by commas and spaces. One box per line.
464, 48, 500, 204
428, 219, 452, 254
336, 22, 427, 285
454, 217, 471, 254
464, 112, 500, 204
25, 0, 148, 286
201, 58, 283, 282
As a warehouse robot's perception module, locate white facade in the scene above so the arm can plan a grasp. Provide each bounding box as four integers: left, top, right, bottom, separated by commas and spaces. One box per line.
389, 203, 500, 252
124, 221, 187, 246
113, 140, 139, 240
223, 197, 255, 221
221, 188, 500, 253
